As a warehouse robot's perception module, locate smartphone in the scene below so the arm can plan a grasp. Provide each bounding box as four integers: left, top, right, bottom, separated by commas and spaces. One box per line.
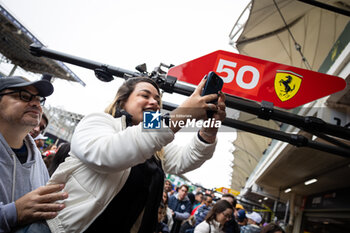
201, 71, 224, 103
201, 71, 224, 118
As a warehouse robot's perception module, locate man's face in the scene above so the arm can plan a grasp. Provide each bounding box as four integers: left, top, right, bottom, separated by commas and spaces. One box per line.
0, 86, 42, 129
178, 186, 188, 200
204, 197, 213, 207
29, 116, 47, 138
195, 193, 203, 203
35, 139, 44, 148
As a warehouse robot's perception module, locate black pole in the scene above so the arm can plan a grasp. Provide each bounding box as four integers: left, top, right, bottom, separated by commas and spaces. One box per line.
29, 44, 350, 156
224, 95, 350, 140
163, 101, 350, 158
30, 43, 141, 79
298, 0, 350, 17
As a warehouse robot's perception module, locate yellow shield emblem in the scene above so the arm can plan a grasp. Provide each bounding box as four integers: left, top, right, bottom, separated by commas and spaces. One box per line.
274, 70, 302, 102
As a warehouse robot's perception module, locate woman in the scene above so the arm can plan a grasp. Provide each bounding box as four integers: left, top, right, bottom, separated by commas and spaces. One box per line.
162, 191, 174, 230
155, 202, 170, 233
194, 200, 233, 233
46, 76, 226, 233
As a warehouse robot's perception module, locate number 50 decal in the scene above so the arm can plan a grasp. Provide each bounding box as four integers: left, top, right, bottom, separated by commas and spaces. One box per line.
215, 57, 264, 95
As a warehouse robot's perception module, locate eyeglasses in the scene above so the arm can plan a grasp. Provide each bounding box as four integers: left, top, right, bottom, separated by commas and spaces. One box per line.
222, 212, 232, 220
0, 90, 46, 105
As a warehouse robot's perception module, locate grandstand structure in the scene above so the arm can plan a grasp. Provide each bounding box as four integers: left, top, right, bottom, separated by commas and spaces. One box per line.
229, 0, 350, 232
42, 105, 84, 143
0, 4, 85, 141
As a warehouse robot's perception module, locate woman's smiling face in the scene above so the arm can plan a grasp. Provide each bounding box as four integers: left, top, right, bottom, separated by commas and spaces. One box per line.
123, 82, 160, 125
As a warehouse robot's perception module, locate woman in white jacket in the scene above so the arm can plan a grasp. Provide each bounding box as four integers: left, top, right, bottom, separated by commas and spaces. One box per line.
194, 200, 233, 233
46, 76, 226, 233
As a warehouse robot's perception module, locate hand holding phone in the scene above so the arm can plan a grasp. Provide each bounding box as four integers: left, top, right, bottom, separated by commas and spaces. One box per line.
201, 71, 224, 103
201, 71, 224, 117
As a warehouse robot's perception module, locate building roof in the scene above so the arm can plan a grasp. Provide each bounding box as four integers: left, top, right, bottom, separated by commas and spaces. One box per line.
0, 5, 85, 86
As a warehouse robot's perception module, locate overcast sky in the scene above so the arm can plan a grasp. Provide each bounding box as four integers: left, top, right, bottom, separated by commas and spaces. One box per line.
1, 0, 250, 189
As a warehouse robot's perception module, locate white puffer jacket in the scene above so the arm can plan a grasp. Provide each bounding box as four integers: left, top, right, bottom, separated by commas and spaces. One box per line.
47, 112, 217, 233
195, 220, 224, 233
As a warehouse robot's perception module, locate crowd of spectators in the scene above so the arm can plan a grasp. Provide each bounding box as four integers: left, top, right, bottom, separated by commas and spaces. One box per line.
161, 180, 285, 233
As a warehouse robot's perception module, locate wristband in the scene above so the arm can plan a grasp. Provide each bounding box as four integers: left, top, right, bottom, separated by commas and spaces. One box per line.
197, 131, 210, 144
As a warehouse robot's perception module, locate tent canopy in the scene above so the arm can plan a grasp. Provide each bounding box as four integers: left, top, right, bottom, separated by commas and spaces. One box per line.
231, 0, 350, 71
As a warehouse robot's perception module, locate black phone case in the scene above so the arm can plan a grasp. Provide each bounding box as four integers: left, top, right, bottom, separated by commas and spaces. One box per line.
201, 72, 223, 117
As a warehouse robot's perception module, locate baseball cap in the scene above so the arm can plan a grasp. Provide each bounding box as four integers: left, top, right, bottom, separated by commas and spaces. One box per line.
246, 212, 262, 224
0, 76, 54, 97
236, 203, 244, 210
34, 134, 48, 140
237, 209, 246, 222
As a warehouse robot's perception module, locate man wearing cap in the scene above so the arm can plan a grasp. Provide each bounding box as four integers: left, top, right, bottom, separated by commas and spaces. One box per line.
236, 209, 248, 228
0, 76, 67, 232
34, 133, 48, 152
240, 212, 262, 233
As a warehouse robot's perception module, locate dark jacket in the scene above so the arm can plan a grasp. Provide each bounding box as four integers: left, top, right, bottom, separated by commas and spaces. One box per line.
240, 224, 261, 233
223, 217, 240, 233
194, 205, 211, 226
168, 194, 192, 233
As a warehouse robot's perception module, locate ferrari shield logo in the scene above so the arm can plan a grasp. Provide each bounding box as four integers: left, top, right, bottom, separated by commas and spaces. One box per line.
274, 70, 302, 102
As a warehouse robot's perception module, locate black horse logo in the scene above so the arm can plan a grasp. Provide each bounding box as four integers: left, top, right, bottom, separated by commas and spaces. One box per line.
279, 75, 295, 96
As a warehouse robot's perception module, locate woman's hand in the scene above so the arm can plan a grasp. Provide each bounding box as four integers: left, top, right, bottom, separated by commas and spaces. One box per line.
169, 76, 226, 134
199, 92, 226, 143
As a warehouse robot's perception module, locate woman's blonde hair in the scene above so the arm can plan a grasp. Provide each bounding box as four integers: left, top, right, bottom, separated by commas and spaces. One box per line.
105, 77, 164, 159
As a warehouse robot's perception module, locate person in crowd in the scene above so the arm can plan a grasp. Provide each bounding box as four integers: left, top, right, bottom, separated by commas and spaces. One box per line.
0, 76, 67, 232
204, 189, 215, 199
162, 191, 174, 231
33, 133, 47, 152
42, 144, 58, 169
193, 187, 202, 194
234, 204, 244, 221
194, 194, 213, 227
168, 184, 193, 233
43, 153, 55, 169
180, 193, 212, 233
42, 144, 57, 157
155, 202, 170, 233
47, 143, 71, 176
192, 192, 204, 210
240, 212, 262, 233
164, 180, 175, 197
235, 204, 244, 212
194, 200, 233, 233
46, 76, 226, 233
221, 193, 240, 233
236, 209, 248, 229
260, 223, 285, 233
179, 214, 196, 233
29, 112, 48, 139
188, 192, 196, 208
191, 193, 206, 216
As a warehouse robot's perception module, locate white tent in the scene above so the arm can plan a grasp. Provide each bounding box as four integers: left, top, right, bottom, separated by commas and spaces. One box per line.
230, 0, 350, 71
